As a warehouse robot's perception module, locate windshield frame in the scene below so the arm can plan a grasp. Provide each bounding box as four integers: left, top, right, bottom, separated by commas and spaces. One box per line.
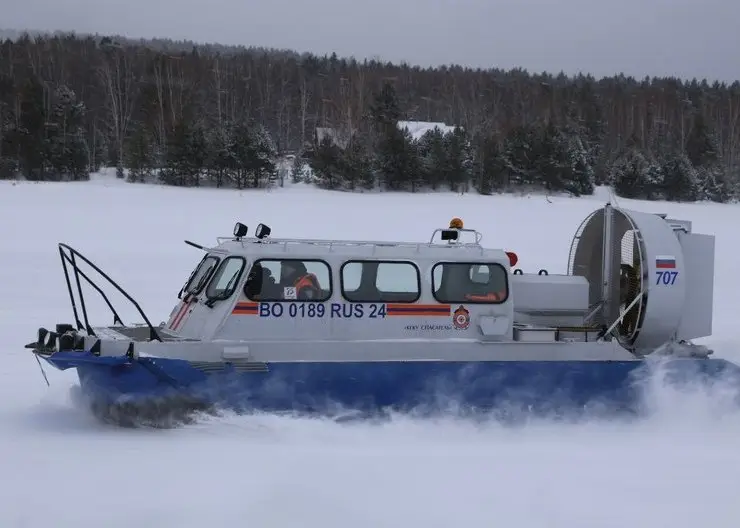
178, 254, 221, 299
205, 256, 247, 301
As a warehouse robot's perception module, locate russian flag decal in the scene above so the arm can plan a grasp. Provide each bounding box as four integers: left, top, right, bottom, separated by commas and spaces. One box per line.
655, 255, 676, 269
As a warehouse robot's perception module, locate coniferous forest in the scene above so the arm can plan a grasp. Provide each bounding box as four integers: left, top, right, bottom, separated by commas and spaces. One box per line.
1, 31, 739, 202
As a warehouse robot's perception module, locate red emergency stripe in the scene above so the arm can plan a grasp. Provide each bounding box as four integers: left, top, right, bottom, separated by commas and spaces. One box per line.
171, 300, 195, 331
166, 301, 183, 328
169, 301, 190, 330
386, 304, 451, 316
232, 301, 259, 315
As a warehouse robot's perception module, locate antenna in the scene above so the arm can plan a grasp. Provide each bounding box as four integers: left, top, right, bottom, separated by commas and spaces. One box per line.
184, 240, 207, 250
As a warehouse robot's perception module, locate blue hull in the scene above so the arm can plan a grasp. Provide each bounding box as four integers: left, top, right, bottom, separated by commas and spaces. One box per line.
42, 350, 740, 426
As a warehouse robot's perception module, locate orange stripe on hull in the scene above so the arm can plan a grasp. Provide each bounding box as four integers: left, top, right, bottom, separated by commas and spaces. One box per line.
386, 304, 451, 317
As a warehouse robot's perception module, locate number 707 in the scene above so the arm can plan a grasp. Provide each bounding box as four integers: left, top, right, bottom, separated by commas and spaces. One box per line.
656, 270, 678, 285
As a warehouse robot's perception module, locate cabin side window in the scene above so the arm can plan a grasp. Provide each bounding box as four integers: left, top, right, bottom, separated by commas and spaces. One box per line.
431, 262, 509, 304
179, 255, 221, 298
340, 260, 421, 303
206, 256, 246, 300
244, 258, 332, 302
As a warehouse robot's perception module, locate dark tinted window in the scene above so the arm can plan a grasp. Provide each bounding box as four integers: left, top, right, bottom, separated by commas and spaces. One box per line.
245, 259, 332, 301
432, 262, 508, 304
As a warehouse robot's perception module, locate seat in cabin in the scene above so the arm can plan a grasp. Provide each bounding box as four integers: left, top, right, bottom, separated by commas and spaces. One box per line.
244, 263, 279, 300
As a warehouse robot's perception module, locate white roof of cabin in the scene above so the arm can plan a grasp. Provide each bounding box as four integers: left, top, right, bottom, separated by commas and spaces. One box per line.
210, 237, 505, 261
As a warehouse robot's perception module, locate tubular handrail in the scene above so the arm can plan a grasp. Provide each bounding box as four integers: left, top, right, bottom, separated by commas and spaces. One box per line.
58, 243, 162, 342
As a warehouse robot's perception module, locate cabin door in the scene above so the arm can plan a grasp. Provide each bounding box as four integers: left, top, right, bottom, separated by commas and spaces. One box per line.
172, 296, 213, 339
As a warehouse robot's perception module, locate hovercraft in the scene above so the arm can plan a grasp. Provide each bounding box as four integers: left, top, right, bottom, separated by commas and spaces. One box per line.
26, 204, 740, 426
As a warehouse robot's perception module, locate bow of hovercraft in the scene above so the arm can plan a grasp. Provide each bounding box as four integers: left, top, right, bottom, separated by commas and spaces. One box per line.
24, 243, 230, 426
26, 324, 217, 427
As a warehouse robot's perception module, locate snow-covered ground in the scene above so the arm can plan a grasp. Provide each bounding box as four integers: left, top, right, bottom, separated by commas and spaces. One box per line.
2, 172, 740, 527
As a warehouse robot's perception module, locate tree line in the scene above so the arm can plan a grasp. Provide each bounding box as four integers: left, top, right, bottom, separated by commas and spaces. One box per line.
0, 31, 738, 202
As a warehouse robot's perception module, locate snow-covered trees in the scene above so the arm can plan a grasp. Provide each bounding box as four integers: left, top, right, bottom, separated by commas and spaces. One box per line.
1, 81, 89, 181
45, 86, 89, 180
1, 33, 739, 202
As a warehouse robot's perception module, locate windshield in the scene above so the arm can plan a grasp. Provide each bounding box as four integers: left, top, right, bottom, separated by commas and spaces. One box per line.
179, 255, 221, 298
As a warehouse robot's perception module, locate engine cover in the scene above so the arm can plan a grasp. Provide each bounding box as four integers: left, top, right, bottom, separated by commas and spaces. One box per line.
510, 273, 589, 314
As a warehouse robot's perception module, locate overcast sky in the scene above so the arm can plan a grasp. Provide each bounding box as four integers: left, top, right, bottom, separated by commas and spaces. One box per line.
2, 0, 739, 82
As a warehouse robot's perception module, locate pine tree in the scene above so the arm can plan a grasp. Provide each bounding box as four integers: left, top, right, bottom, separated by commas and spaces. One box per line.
562, 133, 595, 196
339, 135, 374, 191
685, 114, 727, 202
370, 81, 421, 190
311, 134, 344, 189
229, 122, 253, 189
13, 75, 47, 180
697, 164, 727, 202
685, 114, 718, 168
559, 105, 596, 196
161, 118, 208, 186
246, 123, 277, 188
609, 145, 651, 199
125, 122, 155, 183
290, 154, 312, 184
187, 124, 208, 186
537, 122, 567, 193
571, 82, 606, 181
642, 156, 664, 200
532, 122, 595, 197
660, 151, 698, 201
375, 126, 420, 191
501, 124, 542, 188
472, 134, 506, 195
445, 126, 473, 192
417, 128, 447, 190
205, 124, 236, 188
44, 85, 89, 181
0, 73, 11, 179
369, 81, 402, 133
88, 123, 110, 173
